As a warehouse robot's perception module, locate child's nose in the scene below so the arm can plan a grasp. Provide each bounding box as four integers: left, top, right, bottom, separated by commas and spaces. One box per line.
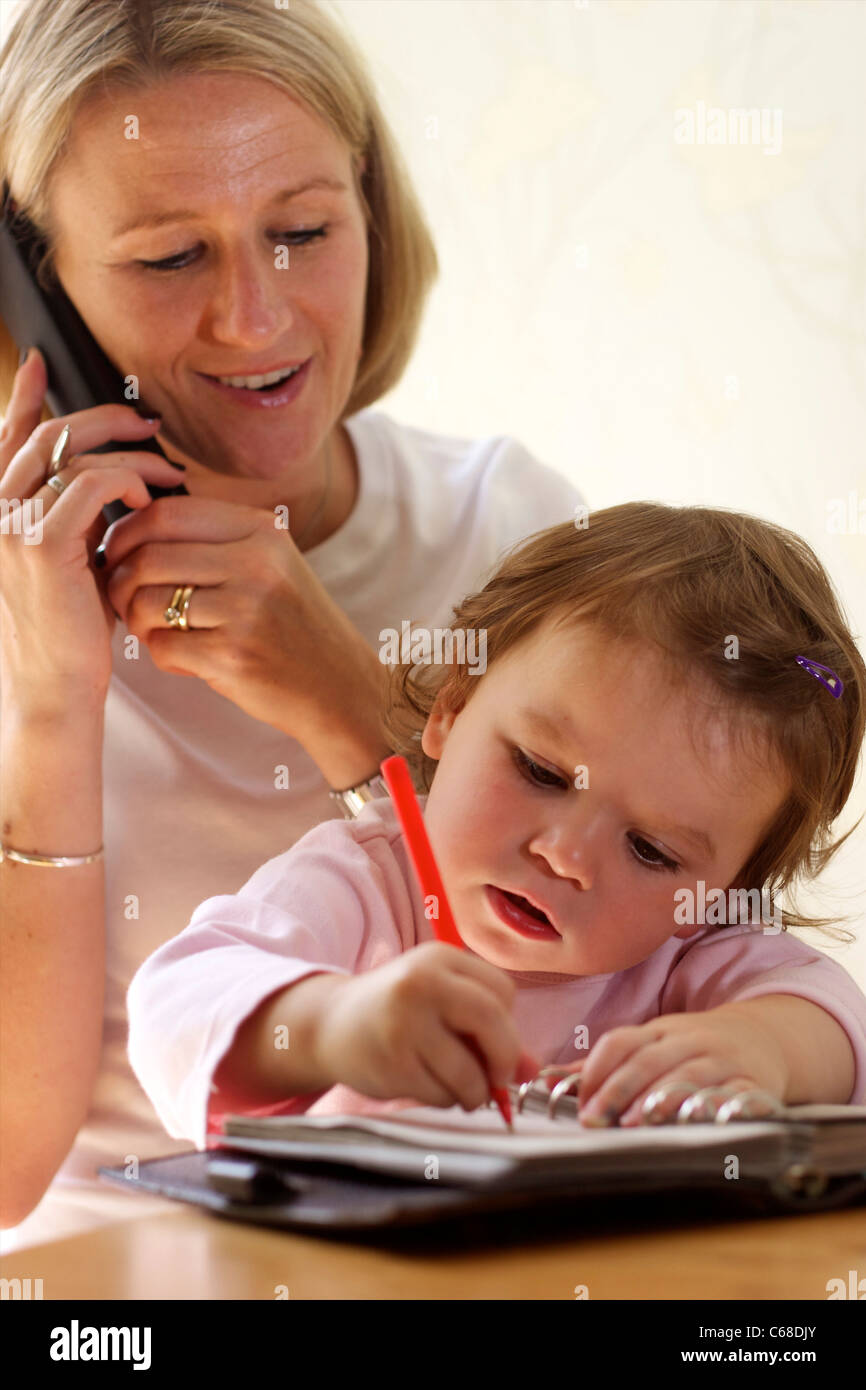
527, 823, 596, 886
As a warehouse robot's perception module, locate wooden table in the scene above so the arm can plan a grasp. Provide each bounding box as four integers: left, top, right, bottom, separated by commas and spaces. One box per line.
2, 1187, 865, 1299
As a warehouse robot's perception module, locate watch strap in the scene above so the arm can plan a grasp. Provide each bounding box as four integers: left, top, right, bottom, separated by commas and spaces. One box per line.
328, 772, 390, 820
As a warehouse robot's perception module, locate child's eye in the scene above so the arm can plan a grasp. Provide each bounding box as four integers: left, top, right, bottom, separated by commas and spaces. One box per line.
138, 225, 329, 273
512, 747, 569, 790
513, 747, 679, 871
629, 834, 679, 873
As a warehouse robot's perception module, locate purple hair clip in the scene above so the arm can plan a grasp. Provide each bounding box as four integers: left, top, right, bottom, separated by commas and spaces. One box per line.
795, 656, 844, 699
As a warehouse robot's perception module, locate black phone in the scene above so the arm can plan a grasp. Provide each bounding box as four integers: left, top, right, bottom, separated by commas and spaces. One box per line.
0, 183, 187, 558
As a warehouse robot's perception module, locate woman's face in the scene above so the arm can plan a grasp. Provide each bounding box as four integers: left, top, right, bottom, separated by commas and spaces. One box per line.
46, 71, 369, 483
421, 618, 789, 977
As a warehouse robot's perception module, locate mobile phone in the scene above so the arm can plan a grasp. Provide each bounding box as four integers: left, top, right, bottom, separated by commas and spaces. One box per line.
0, 183, 187, 557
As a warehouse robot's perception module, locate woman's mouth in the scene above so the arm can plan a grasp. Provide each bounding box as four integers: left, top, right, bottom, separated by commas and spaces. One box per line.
485, 885, 561, 941
197, 357, 312, 408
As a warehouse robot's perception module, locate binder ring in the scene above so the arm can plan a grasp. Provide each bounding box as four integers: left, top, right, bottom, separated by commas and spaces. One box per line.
516, 1069, 786, 1128
517, 1065, 583, 1116
548, 1074, 582, 1119
516, 1079, 536, 1114
714, 1089, 785, 1123
639, 1080, 700, 1125
676, 1085, 744, 1124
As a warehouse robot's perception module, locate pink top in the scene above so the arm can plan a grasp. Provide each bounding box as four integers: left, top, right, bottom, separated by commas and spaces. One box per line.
127, 798, 866, 1148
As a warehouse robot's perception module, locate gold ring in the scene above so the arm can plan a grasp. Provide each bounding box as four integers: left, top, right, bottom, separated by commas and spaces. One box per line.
164, 585, 195, 630
48, 424, 72, 478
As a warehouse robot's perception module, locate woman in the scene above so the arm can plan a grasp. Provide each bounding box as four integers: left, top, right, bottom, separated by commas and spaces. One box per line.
0, 0, 582, 1246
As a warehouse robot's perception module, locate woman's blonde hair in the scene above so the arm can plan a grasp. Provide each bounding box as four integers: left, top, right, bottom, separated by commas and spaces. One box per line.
0, 0, 438, 418
384, 503, 866, 939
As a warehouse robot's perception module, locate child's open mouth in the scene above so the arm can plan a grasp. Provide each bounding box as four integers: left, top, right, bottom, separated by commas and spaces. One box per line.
486, 885, 561, 941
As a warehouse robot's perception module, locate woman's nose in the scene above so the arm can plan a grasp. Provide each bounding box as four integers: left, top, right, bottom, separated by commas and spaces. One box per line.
206, 244, 291, 345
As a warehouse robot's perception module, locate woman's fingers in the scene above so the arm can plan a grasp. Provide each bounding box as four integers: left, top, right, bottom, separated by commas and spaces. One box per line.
29, 465, 155, 534
0, 346, 48, 468
33, 447, 183, 503
4, 414, 165, 494
1, 464, 175, 700
1, 372, 164, 502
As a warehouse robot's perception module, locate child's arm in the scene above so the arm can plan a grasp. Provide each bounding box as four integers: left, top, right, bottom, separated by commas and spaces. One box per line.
708, 995, 856, 1105
212, 971, 351, 1108
575, 993, 858, 1126
212, 942, 529, 1114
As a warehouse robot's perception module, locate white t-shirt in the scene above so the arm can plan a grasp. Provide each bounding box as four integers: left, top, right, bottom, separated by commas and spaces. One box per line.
0, 407, 584, 1251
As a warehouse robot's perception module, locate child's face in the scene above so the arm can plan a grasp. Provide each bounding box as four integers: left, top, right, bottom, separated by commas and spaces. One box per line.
420, 618, 789, 976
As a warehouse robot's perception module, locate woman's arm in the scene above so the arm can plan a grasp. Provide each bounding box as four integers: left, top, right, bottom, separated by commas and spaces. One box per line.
102, 502, 395, 790
289, 630, 392, 789
0, 355, 200, 1226
0, 703, 107, 1227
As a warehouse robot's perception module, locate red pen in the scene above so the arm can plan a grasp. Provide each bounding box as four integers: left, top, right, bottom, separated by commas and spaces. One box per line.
380, 754, 514, 1131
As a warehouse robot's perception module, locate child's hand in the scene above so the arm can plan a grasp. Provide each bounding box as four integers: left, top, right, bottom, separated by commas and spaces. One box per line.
567, 1009, 790, 1126
314, 942, 528, 1111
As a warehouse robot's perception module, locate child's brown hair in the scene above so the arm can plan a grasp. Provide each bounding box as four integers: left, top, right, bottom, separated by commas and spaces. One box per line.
383, 503, 866, 939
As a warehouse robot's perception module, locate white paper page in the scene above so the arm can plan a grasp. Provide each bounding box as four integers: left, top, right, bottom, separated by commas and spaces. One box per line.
229, 1103, 784, 1159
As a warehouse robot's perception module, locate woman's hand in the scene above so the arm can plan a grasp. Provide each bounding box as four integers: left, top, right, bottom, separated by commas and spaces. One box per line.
313, 942, 534, 1111
0, 347, 186, 714
100, 488, 390, 779
564, 1008, 790, 1127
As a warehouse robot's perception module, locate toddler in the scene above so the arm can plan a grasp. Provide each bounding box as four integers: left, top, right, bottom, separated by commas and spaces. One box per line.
128, 503, 866, 1146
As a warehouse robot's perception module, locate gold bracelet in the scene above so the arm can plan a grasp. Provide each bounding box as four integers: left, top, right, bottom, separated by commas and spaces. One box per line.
0, 843, 104, 867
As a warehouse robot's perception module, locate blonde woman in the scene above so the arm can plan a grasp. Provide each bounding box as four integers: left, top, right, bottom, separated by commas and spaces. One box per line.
0, 0, 581, 1247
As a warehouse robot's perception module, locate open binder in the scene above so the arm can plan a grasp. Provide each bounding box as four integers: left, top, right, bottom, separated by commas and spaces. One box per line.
99, 1073, 866, 1236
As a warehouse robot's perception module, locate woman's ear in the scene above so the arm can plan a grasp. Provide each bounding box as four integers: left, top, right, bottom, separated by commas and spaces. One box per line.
421, 688, 461, 760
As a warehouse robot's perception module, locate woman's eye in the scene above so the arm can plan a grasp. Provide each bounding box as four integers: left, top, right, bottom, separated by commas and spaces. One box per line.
513, 748, 569, 790
629, 834, 679, 873
138, 226, 329, 273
